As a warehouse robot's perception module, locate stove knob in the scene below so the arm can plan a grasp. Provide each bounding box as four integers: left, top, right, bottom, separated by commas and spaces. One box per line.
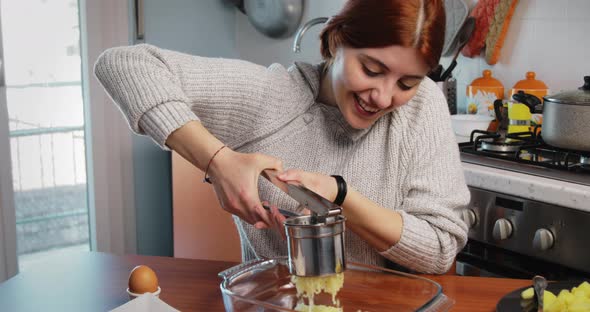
533, 228, 555, 251
493, 219, 513, 241
462, 209, 477, 229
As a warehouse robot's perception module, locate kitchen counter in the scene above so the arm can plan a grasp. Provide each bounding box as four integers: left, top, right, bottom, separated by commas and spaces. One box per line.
0, 251, 531, 311
456, 134, 590, 211
462, 162, 590, 211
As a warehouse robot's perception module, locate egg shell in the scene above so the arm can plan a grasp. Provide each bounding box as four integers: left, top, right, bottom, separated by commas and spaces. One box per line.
128, 265, 159, 294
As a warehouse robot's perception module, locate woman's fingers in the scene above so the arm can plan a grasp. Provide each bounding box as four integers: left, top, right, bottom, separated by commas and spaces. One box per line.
209, 150, 288, 228
254, 153, 284, 174
277, 169, 304, 182
248, 153, 283, 228
254, 201, 273, 229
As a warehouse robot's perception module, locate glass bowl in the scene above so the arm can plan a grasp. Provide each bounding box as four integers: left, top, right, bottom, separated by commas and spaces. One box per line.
219, 257, 453, 311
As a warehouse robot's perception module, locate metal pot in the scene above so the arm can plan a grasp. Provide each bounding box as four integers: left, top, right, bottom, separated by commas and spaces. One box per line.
542, 76, 590, 152
231, 0, 304, 39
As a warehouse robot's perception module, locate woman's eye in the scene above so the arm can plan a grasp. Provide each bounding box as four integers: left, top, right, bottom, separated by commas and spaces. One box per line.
362, 65, 380, 77
397, 81, 413, 91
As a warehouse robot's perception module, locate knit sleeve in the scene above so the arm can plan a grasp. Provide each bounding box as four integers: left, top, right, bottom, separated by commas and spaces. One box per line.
379, 79, 470, 274
94, 44, 309, 150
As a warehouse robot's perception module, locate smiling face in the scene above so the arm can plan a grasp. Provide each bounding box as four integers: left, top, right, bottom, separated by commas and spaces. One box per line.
325, 45, 430, 129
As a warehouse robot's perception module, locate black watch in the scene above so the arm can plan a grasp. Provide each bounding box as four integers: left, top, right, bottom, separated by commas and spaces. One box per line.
331, 175, 347, 206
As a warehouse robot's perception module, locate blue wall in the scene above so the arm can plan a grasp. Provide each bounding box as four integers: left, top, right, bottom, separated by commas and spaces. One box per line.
130, 0, 238, 256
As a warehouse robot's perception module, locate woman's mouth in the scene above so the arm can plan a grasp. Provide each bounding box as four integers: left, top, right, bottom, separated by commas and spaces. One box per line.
353, 94, 380, 117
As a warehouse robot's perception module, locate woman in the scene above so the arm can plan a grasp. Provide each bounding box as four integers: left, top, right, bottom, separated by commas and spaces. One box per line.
94, 0, 469, 274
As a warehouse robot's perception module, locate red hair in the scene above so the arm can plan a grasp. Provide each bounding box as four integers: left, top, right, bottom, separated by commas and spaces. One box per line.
320, 0, 445, 69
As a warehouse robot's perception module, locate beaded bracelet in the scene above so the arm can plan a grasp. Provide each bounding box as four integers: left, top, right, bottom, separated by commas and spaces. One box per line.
203, 145, 226, 184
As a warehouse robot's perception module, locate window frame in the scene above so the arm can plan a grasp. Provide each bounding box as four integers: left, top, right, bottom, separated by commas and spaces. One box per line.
80, 0, 137, 255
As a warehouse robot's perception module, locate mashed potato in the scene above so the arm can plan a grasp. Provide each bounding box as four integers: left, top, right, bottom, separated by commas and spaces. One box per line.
291, 273, 344, 312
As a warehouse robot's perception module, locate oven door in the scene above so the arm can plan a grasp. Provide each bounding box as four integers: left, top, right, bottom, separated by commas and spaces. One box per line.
455, 240, 590, 280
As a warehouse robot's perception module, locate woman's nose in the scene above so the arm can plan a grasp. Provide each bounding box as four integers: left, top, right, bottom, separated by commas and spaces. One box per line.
370, 86, 394, 109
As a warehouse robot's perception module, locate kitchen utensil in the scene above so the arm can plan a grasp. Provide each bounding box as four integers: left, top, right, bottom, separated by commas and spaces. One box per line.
440, 17, 475, 81
429, 64, 444, 81
261, 169, 341, 218
442, 0, 469, 56
436, 77, 458, 114
233, 0, 304, 39
533, 275, 547, 311
262, 204, 341, 219
542, 76, 590, 152
262, 169, 344, 277
262, 204, 300, 218
284, 213, 346, 277
218, 257, 454, 312
466, 70, 504, 115
447, 77, 458, 114
450, 114, 495, 137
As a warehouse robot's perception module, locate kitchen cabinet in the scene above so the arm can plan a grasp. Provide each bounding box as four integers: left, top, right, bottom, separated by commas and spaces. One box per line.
135, 0, 240, 260
172, 152, 241, 262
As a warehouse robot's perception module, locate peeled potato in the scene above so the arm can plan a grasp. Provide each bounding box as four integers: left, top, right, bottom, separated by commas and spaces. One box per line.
557, 289, 575, 306
568, 297, 590, 312
544, 290, 557, 307
521, 287, 534, 300
577, 281, 590, 297
544, 299, 564, 312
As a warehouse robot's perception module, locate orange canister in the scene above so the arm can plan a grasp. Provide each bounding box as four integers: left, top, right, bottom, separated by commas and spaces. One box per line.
509, 71, 549, 103
466, 70, 504, 115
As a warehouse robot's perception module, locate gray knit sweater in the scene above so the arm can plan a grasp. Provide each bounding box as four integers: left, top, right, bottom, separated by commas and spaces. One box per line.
94, 44, 469, 274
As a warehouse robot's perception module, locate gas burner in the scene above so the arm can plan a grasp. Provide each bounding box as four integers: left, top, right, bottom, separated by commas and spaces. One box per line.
479, 138, 525, 153
460, 130, 590, 185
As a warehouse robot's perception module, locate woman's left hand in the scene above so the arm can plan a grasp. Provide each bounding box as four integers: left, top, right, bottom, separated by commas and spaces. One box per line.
277, 169, 338, 203
262, 169, 338, 240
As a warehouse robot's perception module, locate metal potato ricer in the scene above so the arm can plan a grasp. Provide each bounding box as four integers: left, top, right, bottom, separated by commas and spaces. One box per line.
262, 170, 346, 277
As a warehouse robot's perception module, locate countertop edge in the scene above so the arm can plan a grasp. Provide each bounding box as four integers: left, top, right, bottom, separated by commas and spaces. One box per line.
462, 162, 590, 211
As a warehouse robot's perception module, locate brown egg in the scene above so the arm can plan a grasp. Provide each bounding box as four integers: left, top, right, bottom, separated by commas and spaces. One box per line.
128, 265, 159, 294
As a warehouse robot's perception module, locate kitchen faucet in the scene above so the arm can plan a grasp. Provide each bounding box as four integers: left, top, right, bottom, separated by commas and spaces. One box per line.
292, 17, 329, 53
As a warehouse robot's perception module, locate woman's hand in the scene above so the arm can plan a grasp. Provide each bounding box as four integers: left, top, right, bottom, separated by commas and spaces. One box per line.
262, 202, 288, 239
260, 169, 336, 239
207, 149, 283, 229
277, 169, 338, 203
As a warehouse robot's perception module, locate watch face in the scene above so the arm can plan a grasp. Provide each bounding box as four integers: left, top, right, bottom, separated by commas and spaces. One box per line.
243, 0, 303, 38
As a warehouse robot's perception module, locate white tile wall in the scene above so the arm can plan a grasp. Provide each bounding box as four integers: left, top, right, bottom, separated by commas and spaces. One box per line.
234, 0, 589, 114
441, 0, 590, 113
567, 0, 590, 19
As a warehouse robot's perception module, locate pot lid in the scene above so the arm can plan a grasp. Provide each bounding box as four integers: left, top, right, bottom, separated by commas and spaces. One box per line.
544, 76, 590, 106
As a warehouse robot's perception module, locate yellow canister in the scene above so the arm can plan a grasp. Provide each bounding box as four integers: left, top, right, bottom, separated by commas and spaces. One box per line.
466, 70, 504, 116
509, 72, 548, 133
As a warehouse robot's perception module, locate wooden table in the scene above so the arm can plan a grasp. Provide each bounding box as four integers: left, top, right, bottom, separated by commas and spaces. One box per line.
0, 252, 530, 311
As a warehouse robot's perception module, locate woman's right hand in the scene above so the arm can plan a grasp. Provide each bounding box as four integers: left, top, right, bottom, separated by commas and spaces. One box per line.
207, 148, 283, 229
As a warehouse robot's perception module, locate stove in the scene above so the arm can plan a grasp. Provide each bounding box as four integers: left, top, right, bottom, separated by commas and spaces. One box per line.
460, 130, 590, 186
456, 129, 590, 280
